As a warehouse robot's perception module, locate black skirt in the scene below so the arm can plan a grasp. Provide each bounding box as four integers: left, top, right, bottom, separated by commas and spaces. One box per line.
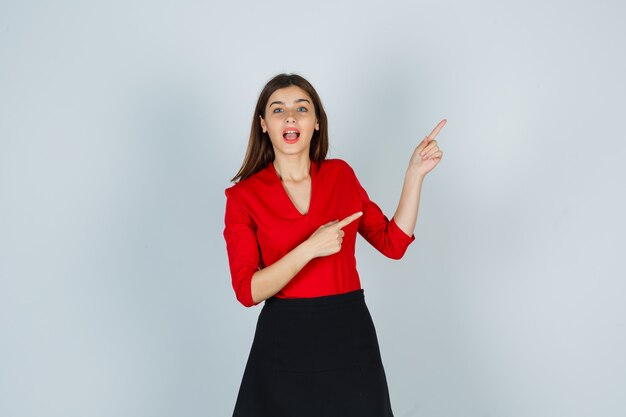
232, 288, 395, 417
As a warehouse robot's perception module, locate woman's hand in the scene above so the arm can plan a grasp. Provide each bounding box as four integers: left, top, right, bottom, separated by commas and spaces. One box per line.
409, 119, 446, 177
305, 211, 363, 258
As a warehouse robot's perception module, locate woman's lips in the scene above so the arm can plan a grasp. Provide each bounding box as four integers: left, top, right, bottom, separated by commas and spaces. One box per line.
283, 135, 300, 144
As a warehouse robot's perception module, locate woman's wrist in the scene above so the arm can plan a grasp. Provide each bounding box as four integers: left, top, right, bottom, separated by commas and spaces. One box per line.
295, 240, 315, 263
406, 165, 426, 182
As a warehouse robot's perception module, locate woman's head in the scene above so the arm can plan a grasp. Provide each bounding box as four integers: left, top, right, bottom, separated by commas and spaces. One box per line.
230, 73, 329, 182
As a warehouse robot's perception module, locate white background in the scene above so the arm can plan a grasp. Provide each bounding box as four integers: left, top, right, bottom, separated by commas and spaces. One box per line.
1, 1, 625, 416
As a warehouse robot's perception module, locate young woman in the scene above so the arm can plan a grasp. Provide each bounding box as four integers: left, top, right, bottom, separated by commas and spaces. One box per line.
223, 73, 445, 416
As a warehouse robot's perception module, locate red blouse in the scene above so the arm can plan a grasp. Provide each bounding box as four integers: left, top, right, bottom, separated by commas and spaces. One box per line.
223, 158, 415, 307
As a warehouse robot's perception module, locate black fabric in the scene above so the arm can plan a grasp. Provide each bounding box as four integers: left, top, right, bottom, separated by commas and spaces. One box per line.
232, 288, 395, 417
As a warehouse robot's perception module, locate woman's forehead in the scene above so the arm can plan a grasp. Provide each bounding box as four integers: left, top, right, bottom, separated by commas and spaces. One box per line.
268, 85, 312, 103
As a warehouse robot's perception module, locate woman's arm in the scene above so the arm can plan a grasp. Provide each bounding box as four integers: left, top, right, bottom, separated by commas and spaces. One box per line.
393, 119, 446, 237
249, 242, 313, 306
391, 167, 424, 238
225, 185, 361, 307
250, 212, 362, 305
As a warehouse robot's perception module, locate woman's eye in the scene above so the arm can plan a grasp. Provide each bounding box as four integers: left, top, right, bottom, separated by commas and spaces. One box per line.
272, 107, 308, 113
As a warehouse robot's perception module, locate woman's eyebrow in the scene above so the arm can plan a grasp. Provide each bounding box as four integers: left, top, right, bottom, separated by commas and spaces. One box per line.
269, 98, 311, 107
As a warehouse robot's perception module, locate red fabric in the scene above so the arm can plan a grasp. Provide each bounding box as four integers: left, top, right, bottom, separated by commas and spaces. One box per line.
223, 158, 415, 307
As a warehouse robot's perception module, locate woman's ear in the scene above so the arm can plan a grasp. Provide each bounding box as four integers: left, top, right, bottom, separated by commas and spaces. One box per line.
259, 115, 266, 133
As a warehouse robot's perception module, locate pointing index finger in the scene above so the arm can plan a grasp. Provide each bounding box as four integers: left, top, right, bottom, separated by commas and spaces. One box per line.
427, 119, 447, 140
336, 211, 363, 228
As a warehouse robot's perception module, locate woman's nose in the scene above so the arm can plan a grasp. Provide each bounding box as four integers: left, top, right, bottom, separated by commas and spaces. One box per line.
285, 110, 297, 121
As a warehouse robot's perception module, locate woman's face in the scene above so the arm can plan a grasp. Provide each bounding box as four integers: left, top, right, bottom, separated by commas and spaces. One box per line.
259, 85, 319, 157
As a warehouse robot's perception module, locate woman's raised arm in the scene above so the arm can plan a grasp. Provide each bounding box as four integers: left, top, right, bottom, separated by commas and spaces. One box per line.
393, 118, 446, 240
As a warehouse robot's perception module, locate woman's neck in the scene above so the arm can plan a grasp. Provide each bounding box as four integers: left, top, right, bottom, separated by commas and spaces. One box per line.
272, 157, 311, 182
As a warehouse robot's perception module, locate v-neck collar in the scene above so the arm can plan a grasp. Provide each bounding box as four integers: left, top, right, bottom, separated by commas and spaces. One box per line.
265, 159, 319, 217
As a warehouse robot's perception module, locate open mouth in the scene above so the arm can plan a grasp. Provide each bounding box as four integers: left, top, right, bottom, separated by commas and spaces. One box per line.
282, 128, 300, 140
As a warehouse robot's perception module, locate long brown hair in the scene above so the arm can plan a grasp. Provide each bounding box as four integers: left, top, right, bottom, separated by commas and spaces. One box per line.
229, 73, 329, 183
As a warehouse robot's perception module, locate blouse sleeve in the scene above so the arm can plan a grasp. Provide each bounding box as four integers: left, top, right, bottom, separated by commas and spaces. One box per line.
223, 188, 262, 307
348, 163, 416, 260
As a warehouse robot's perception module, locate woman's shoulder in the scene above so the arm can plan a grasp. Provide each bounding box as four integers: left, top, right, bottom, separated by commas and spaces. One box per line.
322, 157, 354, 173
224, 158, 355, 198
224, 162, 273, 197
322, 158, 358, 180
224, 176, 255, 202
